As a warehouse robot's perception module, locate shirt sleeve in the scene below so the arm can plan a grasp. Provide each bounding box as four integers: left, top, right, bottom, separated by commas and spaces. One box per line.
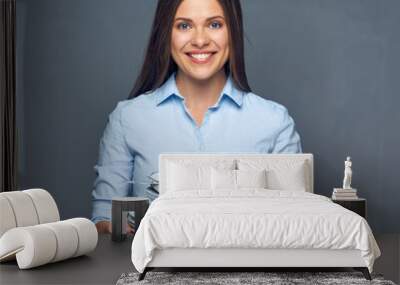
91, 102, 134, 224
271, 107, 302, 153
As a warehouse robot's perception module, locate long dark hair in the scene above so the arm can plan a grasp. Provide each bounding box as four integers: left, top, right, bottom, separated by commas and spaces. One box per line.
128, 0, 251, 99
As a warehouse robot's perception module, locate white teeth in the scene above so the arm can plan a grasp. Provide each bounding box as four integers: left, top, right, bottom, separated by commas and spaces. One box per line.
190, 53, 212, 60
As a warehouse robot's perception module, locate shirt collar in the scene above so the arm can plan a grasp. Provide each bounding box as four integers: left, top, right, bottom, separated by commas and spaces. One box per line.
156, 72, 244, 108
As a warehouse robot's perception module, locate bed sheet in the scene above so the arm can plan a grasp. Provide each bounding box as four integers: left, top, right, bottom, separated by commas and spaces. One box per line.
131, 190, 380, 273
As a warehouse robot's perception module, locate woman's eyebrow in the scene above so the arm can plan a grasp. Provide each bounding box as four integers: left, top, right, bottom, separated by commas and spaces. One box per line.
174, 16, 225, 22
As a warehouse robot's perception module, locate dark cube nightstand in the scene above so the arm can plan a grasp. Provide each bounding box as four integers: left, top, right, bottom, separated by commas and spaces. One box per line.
112, 197, 149, 242
332, 198, 366, 219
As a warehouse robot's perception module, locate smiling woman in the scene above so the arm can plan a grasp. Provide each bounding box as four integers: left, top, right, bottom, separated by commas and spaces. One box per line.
128, 0, 250, 100
91, 0, 302, 234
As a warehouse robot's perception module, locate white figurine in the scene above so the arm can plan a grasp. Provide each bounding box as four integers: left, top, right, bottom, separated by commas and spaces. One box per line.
342, 156, 353, 189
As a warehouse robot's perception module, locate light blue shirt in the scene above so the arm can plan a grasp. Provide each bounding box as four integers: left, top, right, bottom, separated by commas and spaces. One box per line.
91, 72, 302, 223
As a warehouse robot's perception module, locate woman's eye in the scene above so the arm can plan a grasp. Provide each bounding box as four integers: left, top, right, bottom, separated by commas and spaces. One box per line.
177, 21, 222, 30
210, 21, 222, 29
177, 22, 191, 30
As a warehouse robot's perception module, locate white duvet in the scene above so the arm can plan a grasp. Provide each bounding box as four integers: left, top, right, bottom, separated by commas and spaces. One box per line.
131, 190, 380, 273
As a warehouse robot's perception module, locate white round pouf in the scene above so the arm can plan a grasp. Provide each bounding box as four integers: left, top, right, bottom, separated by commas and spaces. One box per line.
0, 196, 17, 237
23, 189, 60, 224
42, 221, 79, 262
0, 188, 97, 269
66, 218, 98, 257
0, 191, 39, 227
0, 218, 98, 269
0, 226, 57, 269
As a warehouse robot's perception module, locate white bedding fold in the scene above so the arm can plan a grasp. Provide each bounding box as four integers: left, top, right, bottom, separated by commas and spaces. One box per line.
131, 190, 380, 273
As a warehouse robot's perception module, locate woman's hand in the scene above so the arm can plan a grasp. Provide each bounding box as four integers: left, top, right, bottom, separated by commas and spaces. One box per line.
95, 221, 112, 234
95, 221, 136, 235
127, 223, 136, 236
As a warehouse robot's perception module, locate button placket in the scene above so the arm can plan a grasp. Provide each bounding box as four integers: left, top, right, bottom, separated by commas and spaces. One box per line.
197, 108, 214, 151
196, 127, 204, 151
179, 98, 216, 151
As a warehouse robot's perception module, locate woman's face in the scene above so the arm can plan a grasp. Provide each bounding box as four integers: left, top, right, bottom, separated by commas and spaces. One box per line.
171, 0, 230, 81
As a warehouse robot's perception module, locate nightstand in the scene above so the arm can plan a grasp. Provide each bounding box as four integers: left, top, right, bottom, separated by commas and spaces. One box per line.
112, 197, 149, 242
332, 198, 367, 219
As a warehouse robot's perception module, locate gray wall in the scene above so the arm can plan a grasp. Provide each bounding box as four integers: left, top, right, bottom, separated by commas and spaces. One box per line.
16, 0, 400, 233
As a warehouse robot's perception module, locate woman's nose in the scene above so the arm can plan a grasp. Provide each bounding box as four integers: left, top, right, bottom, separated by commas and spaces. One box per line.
191, 28, 210, 48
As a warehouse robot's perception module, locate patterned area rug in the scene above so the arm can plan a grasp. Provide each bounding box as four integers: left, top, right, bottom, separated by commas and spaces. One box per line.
116, 271, 396, 285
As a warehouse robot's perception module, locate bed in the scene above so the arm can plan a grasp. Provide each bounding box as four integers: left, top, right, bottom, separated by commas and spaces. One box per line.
131, 153, 381, 281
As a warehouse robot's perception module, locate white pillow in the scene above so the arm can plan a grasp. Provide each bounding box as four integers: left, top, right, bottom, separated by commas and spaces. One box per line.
211, 168, 268, 190
167, 163, 210, 191
238, 159, 308, 191
211, 168, 236, 189
237, 169, 268, 189
166, 160, 235, 192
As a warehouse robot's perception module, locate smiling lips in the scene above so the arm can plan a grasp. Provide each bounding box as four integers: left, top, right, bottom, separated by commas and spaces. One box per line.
186, 52, 216, 64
